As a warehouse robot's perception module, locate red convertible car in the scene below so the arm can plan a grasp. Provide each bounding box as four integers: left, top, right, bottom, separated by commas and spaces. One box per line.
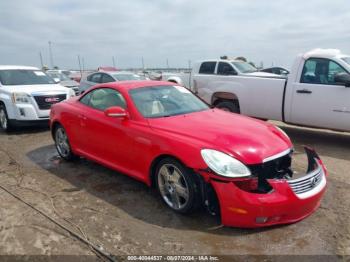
50, 81, 327, 228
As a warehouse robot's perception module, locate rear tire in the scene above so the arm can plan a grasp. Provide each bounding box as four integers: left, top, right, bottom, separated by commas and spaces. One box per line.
54, 124, 77, 161
0, 104, 12, 132
215, 100, 240, 113
155, 158, 200, 214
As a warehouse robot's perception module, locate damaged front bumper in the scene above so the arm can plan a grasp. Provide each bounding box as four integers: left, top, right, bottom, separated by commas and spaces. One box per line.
199, 147, 328, 228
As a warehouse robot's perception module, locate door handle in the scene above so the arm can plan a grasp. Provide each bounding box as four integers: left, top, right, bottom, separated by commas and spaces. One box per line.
296, 89, 312, 94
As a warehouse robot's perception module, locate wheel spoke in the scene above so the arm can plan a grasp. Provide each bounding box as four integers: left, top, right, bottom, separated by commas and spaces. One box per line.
174, 184, 189, 201
172, 170, 181, 183
160, 166, 172, 182
158, 176, 167, 195
170, 191, 181, 209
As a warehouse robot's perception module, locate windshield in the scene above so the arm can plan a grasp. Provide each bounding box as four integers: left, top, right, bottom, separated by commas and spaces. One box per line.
341, 57, 350, 66
130, 85, 209, 118
111, 73, 144, 81
47, 71, 70, 81
231, 61, 257, 73
0, 70, 55, 85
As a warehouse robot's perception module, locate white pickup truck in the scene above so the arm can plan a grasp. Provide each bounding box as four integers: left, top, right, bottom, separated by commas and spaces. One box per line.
166, 49, 350, 132
0, 66, 75, 131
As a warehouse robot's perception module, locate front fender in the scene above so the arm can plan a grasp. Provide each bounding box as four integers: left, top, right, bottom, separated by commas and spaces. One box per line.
0, 92, 16, 119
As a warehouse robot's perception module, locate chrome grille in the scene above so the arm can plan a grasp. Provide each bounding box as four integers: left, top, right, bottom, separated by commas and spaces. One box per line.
34, 94, 66, 110
288, 166, 323, 194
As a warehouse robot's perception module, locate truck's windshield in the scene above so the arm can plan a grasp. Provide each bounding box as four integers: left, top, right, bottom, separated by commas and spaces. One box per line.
0, 70, 55, 85
231, 62, 257, 73
341, 57, 350, 66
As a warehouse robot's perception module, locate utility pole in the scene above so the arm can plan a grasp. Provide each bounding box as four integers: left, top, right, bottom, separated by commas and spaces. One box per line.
82, 57, 85, 71
39, 52, 44, 68
141, 57, 145, 70
77, 55, 82, 77
112, 56, 116, 68
166, 58, 169, 69
188, 60, 191, 70
48, 41, 54, 68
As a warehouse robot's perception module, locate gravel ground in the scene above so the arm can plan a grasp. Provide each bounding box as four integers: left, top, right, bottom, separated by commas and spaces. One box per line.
0, 121, 349, 260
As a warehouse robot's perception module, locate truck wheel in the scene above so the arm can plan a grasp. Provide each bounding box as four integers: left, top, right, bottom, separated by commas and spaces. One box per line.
216, 101, 240, 113
0, 104, 12, 132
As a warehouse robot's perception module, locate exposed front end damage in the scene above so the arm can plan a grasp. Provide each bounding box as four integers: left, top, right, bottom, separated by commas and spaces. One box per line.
197, 147, 328, 228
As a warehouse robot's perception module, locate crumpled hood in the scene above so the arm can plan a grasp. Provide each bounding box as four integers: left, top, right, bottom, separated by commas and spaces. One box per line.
148, 109, 292, 164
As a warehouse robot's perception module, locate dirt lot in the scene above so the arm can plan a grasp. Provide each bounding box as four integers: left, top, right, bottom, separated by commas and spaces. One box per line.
0, 121, 349, 260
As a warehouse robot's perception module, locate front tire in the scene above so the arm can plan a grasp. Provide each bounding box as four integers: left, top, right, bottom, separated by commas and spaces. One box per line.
54, 124, 77, 161
155, 158, 199, 214
0, 104, 12, 132
216, 100, 240, 113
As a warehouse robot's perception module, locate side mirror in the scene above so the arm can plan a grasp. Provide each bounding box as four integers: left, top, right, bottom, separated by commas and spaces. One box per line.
334, 73, 350, 87
104, 106, 128, 118
54, 78, 61, 83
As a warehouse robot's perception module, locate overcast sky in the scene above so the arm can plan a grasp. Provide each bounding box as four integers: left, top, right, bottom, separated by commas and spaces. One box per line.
1, 0, 349, 70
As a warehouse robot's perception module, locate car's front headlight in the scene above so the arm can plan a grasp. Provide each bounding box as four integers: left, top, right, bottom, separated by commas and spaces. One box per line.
201, 149, 251, 178
12, 93, 31, 104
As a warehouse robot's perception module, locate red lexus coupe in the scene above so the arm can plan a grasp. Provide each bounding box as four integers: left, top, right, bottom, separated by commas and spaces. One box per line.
50, 81, 327, 228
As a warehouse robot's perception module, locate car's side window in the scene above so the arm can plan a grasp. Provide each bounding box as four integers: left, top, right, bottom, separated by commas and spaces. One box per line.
88, 73, 102, 83
101, 74, 115, 83
80, 88, 126, 111
199, 62, 216, 74
217, 62, 237, 75
79, 92, 92, 106
301, 58, 348, 85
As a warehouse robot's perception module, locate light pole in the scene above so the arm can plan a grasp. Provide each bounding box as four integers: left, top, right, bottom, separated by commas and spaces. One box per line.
39, 52, 44, 68
48, 41, 54, 68
77, 55, 82, 77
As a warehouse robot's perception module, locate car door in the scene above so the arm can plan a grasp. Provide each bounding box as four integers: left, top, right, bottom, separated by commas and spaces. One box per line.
290, 58, 350, 131
75, 87, 135, 170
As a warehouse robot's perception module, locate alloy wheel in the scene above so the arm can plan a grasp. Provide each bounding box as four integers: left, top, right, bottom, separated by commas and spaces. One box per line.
55, 127, 70, 158
157, 163, 190, 210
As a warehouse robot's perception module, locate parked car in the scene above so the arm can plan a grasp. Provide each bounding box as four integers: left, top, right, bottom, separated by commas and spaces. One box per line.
46, 70, 80, 95
98, 66, 118, 72
0, 66, 75, 131
50, 81, 327, 228
68, 71, 83, 83
260, 67, 289, 75
79, 71, 147, 94
166, 49, 350, 132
